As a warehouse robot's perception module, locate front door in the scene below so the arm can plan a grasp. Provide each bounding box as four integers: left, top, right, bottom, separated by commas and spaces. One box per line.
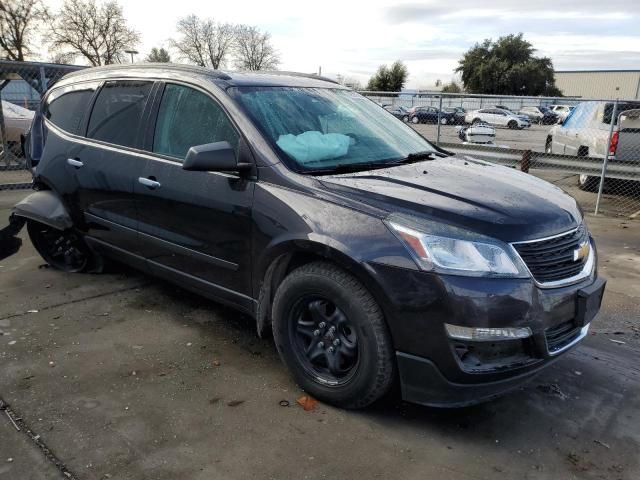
134, 82, 255, 308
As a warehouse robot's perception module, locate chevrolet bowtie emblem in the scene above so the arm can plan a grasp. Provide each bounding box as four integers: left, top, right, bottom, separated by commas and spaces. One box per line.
573, 242, 590, 262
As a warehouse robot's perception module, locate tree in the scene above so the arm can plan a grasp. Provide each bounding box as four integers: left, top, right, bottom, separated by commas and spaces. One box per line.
170, 15, 235, 69
234, 25, 279, 71
146, 47, 170, 63
366, 61, 408, 91
456, 33, 561, 96
48, 0, 140, 66
441, 81, 462, 93
0, 0, 46, 61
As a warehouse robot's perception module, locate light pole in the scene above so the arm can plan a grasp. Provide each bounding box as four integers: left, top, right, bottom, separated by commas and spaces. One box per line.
124, 49, 139, 63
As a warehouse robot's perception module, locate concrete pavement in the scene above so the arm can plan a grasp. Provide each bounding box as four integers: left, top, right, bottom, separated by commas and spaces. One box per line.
1, 189, 639, 480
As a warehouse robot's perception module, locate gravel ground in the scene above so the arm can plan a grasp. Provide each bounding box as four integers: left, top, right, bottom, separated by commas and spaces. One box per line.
0, 190, 639, 480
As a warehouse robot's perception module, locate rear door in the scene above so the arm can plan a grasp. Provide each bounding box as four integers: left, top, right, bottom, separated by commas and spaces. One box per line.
72, 80, 157, 253
134, 82, 255, 306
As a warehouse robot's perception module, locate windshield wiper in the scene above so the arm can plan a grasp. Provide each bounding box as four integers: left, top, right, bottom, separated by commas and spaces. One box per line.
304, 151, 447, 175
402, 150, 448, 162
307, 162, 392, 175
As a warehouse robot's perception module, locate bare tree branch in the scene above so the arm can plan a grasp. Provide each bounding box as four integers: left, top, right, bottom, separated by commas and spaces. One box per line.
170, 15, 235, 69
0, 0, 46, 61
48, 0, 139, 66
233, 25, 279, 71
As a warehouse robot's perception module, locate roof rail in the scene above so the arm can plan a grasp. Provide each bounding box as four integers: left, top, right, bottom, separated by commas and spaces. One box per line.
255, 70, 341, 85
63, 63, 232, 80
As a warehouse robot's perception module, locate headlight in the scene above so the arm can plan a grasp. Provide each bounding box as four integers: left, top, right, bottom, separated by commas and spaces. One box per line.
386, 217, 527, 278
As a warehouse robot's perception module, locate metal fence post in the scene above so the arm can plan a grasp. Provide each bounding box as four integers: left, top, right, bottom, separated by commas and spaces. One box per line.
0, 100, 9, 167
594, 98, 618, 215
436, 95, 443, 146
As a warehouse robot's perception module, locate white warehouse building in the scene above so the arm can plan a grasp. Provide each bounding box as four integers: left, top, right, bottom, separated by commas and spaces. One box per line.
555, 70, 640, 100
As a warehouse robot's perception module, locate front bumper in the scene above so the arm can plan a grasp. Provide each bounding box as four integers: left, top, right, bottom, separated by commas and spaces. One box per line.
367, 262, 605, 407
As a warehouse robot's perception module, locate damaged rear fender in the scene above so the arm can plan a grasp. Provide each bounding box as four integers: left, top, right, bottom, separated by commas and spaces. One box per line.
12, 190, 73, 231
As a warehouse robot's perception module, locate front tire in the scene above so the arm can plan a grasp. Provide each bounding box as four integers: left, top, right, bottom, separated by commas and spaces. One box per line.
27, 220, 92, 272
411, 116, 420, 124
508, 120, 518, 129
272, 262, 395, 409
439, 117, 448, 125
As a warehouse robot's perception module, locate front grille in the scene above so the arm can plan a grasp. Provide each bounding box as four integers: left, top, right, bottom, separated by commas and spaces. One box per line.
545, 320, 581, 354
512, 225, 590, 284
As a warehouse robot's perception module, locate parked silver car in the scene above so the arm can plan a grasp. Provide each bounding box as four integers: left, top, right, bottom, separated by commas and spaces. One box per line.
545, 101, 640, 190
465, 108, 531, 129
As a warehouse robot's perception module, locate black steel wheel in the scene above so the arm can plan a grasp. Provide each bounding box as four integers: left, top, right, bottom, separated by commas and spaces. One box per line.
273, 262, 395, 409
27, 220, 90, 272
289, 297, 359, 385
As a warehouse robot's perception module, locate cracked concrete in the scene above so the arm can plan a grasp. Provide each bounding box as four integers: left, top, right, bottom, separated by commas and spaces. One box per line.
1, 189, 639, 480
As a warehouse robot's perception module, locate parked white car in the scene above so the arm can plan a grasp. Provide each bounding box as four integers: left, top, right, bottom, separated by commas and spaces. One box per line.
1, 101, 34, 156
464, 108, 531, 129
548, 104, 575, 122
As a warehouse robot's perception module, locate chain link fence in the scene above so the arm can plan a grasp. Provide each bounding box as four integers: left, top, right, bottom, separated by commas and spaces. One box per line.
0, 60, 83, 190
363, 91, 640, 218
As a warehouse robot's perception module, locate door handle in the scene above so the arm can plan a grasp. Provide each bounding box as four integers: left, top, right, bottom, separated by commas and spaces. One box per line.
67, 158, 83, 168
138, 177, 161, 189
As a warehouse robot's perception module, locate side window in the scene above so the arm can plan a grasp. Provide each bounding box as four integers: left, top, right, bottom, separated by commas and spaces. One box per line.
153, 83, 239, 160
87, 80, 153, 148
44, 83, 98, 134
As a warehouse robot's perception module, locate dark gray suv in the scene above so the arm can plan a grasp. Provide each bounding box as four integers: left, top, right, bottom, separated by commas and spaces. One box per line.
4, 64, 605, 409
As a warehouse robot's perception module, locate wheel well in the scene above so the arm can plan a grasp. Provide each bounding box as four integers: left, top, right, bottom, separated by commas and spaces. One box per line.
546, 135, 552, 146
577, 146, 589, 157
255, 249, 390, 339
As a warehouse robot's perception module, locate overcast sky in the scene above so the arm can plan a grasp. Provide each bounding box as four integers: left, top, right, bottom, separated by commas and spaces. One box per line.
41, 0, 640, 89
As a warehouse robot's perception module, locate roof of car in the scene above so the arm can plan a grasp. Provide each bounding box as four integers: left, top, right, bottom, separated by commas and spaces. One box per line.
57, 63, 344, 89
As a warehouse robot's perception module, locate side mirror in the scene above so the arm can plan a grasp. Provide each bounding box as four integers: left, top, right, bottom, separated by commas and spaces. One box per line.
183, 141, 251, 172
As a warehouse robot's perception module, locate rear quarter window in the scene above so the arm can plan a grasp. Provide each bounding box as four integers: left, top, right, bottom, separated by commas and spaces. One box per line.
44, 83, 98, 134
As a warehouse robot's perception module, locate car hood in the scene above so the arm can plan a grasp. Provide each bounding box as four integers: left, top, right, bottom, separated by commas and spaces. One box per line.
318, 155, 582, 242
